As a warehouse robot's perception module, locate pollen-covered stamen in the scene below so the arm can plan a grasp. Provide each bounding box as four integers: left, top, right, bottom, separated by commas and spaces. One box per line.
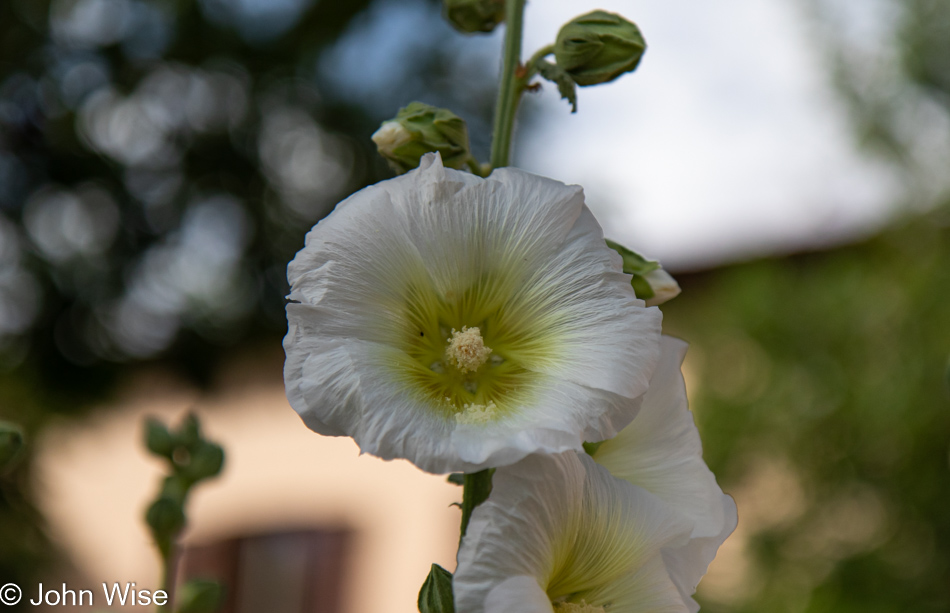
553, 601, 606, 613
445, 326, 492, 373
455, 401, 498, 425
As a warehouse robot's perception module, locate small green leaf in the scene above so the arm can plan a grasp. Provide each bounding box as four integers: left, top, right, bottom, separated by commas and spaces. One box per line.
418, 564, 455, 613
180, 442, 225, 483
537, 60, 578, 113
145, 418, 175, 459
0, 422, 25, 475
447, 473, 465, 486
177, 413, 202, 447
176, 579, 224, 613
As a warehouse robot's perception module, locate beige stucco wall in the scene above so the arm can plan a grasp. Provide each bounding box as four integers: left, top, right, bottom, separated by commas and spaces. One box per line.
31, 352, 461, 613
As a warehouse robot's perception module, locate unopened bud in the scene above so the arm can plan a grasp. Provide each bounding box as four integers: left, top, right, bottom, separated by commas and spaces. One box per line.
605, 239, 680, 306
554, 11, 646, 86
443, 0, 504, 33
372, 102, 472, 174
641, 267, 681, 307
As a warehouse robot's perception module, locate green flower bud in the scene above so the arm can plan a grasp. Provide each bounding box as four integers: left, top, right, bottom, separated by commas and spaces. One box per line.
372, 102, 472, 174
443, 0, 504, 33
0, 422, 25, 475
554, 11, 646, 87
418, 564, 455, 613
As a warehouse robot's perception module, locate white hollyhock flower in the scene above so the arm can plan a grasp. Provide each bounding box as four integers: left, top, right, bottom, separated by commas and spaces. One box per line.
283, 154, 661, 474
454, 451, 702, 613
590, 336, 737, 612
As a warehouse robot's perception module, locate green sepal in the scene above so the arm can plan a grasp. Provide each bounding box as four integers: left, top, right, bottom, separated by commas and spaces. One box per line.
605, 239, 659, 300
447, 473, 465, 486
176, 579, 224, 613
0, 422, 25, 476
605, 239, 660, 275
418, 564, 455, 613
555, 10, 646, 87
630, 275, 655, 301
537, 60, 578, 113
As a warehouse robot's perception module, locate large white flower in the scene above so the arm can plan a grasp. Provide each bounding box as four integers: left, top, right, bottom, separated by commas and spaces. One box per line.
283, 154, 661, 474
590, 336, 737, 612
454, 451, 699, 613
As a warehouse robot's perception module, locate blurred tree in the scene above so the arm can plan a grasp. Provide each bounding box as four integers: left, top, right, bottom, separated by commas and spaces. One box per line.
665, 207, 950, 613
0, 0, 498, 600
0, 0, 498, 414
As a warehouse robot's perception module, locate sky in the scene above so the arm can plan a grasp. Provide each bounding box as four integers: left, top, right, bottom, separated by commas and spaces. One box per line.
515, 0, 901, 268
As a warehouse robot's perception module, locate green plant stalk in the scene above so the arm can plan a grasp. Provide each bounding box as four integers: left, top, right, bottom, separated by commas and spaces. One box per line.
459, 469, 493, 542
489, 0, 528, 168
158, 541, 179, 613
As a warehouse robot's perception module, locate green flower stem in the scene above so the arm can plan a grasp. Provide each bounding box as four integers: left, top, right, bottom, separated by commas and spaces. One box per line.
459, 469, 493, 542
524, 44, 555, 80
489, 0, 528, 168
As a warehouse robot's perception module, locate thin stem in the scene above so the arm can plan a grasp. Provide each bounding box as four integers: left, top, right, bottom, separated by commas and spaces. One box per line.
459, 469, 494, 542
489, 0, 528, 168
524, 44, 555, 81
158, 543, 179, 613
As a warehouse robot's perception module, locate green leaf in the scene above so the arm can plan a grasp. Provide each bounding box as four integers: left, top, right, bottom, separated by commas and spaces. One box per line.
0, 422, 25, 475
144, 418, 175, 459
537, 60, 578, 113
418, 564, 455, 613
177, 413, 202, 447
459, 469, 494, 540
146, 497, 186, 559
180, 442, 225, 483
176, 579, 224, 613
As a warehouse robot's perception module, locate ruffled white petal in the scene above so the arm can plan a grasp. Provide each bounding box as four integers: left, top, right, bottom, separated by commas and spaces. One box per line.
662, 494, 738, 613
454, 452, 693, 613
592, 336, 727, 538
284, 153, 662, 473
484, 577, 554, 613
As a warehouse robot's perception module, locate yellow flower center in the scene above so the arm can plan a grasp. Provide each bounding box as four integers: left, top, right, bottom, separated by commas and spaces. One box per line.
553, 600, 605, 613
387, 269, 564, 424
445, 326, 492, 373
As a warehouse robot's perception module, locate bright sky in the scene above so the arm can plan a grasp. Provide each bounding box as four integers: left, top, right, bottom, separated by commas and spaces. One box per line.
517, 0, 901, 268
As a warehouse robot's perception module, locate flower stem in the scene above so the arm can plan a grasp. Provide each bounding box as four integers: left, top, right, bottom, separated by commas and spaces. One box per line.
459, 469, 493, 542
489, 0, 528, 168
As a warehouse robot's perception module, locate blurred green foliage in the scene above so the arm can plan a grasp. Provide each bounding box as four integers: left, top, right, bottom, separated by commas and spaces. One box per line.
665, 207, 950, 612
